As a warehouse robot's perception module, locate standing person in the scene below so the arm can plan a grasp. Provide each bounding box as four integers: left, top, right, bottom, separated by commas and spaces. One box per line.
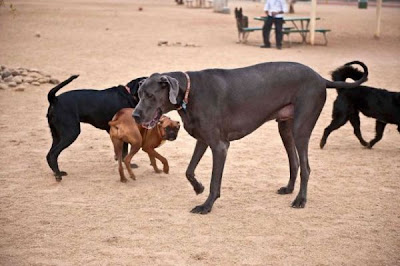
261, 0, 288, 49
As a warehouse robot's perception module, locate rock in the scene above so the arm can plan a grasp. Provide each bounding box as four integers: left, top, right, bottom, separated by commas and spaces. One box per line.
14, 87, 25, 92
28, 68, 39, 73
0, 83, 7, 90
49, 78, 59, 85
0, 66, 5, 71
31, 81, 41, 86
4, 76, 13, 82
29, 72, 41, 79
20, 71, 28, 77
158, 40, 168, 46
11, 69, 19, 76
1, 70, 11, 79
24, 77, 33, 83
35, 32, 41, 38
13, 76, 23, 84
38, 78, 49, 84
8, 82, 17, 88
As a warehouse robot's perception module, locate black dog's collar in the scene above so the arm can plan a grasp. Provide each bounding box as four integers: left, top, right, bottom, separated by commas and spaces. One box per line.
177, 72, 191, 111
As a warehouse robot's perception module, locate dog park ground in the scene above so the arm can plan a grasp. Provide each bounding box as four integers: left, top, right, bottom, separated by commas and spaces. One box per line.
0, 0, 399, 265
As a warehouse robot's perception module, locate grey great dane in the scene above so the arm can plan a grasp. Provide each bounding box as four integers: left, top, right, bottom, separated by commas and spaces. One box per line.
133, 61, 368, 214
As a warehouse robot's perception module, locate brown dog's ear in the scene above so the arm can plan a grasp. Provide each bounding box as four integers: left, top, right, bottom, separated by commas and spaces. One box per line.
160, 75, 179, 105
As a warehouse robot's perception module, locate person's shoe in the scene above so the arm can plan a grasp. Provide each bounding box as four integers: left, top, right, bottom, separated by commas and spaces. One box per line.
277, 45, 282, 50
260, 44, 271, 48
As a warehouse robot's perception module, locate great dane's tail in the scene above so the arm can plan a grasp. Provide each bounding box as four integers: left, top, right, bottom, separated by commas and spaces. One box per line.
47, 75, 79, 104
325, 61, 368, 89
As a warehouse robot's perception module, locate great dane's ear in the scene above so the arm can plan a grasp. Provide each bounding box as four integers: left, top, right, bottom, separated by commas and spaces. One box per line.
160, 75, 179, 105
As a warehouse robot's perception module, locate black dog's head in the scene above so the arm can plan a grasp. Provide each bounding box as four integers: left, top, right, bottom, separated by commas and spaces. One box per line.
126, 77, 148, 104
133, 73, 180, 129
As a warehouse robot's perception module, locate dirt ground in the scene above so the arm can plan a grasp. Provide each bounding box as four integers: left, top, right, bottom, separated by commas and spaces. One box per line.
0, 0, 399, 265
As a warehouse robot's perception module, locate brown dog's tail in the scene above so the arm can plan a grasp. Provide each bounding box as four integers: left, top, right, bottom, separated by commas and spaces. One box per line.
325, 61, 368, 89
47, 75, 79, 104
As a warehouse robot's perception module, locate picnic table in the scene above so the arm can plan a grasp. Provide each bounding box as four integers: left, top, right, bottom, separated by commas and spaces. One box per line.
253, 16, 330, 45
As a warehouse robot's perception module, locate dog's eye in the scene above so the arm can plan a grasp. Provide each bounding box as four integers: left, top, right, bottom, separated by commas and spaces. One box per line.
145, 92, 154, 99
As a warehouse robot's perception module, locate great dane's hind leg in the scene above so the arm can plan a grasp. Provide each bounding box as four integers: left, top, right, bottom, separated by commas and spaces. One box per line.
277, 119, 299, 194
186, 140, 208, 194
191, 140, 229, 214
292, 90, 325, 208
368, 120, 387, 148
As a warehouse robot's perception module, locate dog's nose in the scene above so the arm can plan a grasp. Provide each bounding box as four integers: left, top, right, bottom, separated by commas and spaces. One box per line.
132, 112, 142, 124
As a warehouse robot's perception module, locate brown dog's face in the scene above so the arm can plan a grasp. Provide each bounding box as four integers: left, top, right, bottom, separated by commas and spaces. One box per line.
159, 116, 180, 141
133, 73, 179, 129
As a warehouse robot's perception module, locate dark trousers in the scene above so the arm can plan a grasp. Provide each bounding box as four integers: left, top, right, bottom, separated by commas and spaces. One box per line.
263, 16, 283, 47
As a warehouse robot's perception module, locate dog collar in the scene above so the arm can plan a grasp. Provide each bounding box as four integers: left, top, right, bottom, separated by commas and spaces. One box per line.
177, 72, 191, 111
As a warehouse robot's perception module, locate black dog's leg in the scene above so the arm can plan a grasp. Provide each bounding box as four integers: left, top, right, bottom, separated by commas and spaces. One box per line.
277, 120, 299, 194
368, 121, 387, 148
320, 107, 349, 149
191, 140, 229, 214
186, 140, 207, 195
349, 112, 368, 147
47, 128, 80, 181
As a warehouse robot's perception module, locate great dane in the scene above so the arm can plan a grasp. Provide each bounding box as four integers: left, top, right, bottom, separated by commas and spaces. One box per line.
133, 61, 368, 214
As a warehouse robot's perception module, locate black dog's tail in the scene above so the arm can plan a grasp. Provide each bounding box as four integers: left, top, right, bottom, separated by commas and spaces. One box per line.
325, 61, 368, 89
47, 75, 79, 104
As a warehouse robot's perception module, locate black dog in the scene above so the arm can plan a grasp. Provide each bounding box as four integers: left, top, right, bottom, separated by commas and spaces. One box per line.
234, 7, 249, 43
320, 64, 400, 149
46, 75, 146, 181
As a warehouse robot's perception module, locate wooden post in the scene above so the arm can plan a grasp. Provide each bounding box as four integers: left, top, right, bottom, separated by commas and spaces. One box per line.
309, 0, 317, 45
374, 0, 382, 38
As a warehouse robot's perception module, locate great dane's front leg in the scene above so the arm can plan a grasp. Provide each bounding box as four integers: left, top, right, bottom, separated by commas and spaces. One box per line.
191, 140, 229, 214
186, 140, 208, 194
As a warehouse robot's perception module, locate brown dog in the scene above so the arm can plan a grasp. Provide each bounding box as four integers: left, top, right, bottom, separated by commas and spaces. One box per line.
109, 108, 180, 182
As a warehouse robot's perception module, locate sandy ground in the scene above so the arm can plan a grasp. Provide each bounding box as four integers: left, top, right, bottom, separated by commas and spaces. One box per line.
0, 0, 399, 265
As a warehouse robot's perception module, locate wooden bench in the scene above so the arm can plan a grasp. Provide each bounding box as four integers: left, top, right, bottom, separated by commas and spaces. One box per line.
282, 28, 331, 46
240, 26, 293, 42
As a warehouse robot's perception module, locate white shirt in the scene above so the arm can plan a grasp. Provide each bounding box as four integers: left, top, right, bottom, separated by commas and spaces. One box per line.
264, 0, 288, 18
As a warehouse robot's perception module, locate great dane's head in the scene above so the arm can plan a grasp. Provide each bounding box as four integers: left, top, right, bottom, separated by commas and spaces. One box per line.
133, 73, 180, 129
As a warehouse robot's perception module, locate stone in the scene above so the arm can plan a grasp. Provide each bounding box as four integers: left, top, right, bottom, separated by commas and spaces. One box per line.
24, 77, 33, 83
1, 70, 11, 79
31, 81, 41, 86
4, 76, 13, 82
11, 69, 20, 76
14, 87, 25, 92
35, 32, 41, 38
0, 83, 7, 90
0, 66, 5, 71
49, 78, 59, 85
38, 78, 49, 84
13, 76, 23, 84
8, 82, 17, 87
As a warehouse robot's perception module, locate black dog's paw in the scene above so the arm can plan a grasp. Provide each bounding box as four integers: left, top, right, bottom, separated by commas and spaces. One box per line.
277, 186, 293, 195
54, 171, 67, 181
291, 196, 307, 208
194, 183, 205, 195
190, 204, 212, 214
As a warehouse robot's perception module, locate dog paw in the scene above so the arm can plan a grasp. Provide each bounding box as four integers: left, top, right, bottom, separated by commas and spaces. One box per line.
55, 176, 62, 182
163, 166, 169, 174
277, 186, 293, 194
130, 175, 136, 181
120, 178, 128, 183
291, 196, 307, 208
194, 183, 205, 195
190, 204, 212, 214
